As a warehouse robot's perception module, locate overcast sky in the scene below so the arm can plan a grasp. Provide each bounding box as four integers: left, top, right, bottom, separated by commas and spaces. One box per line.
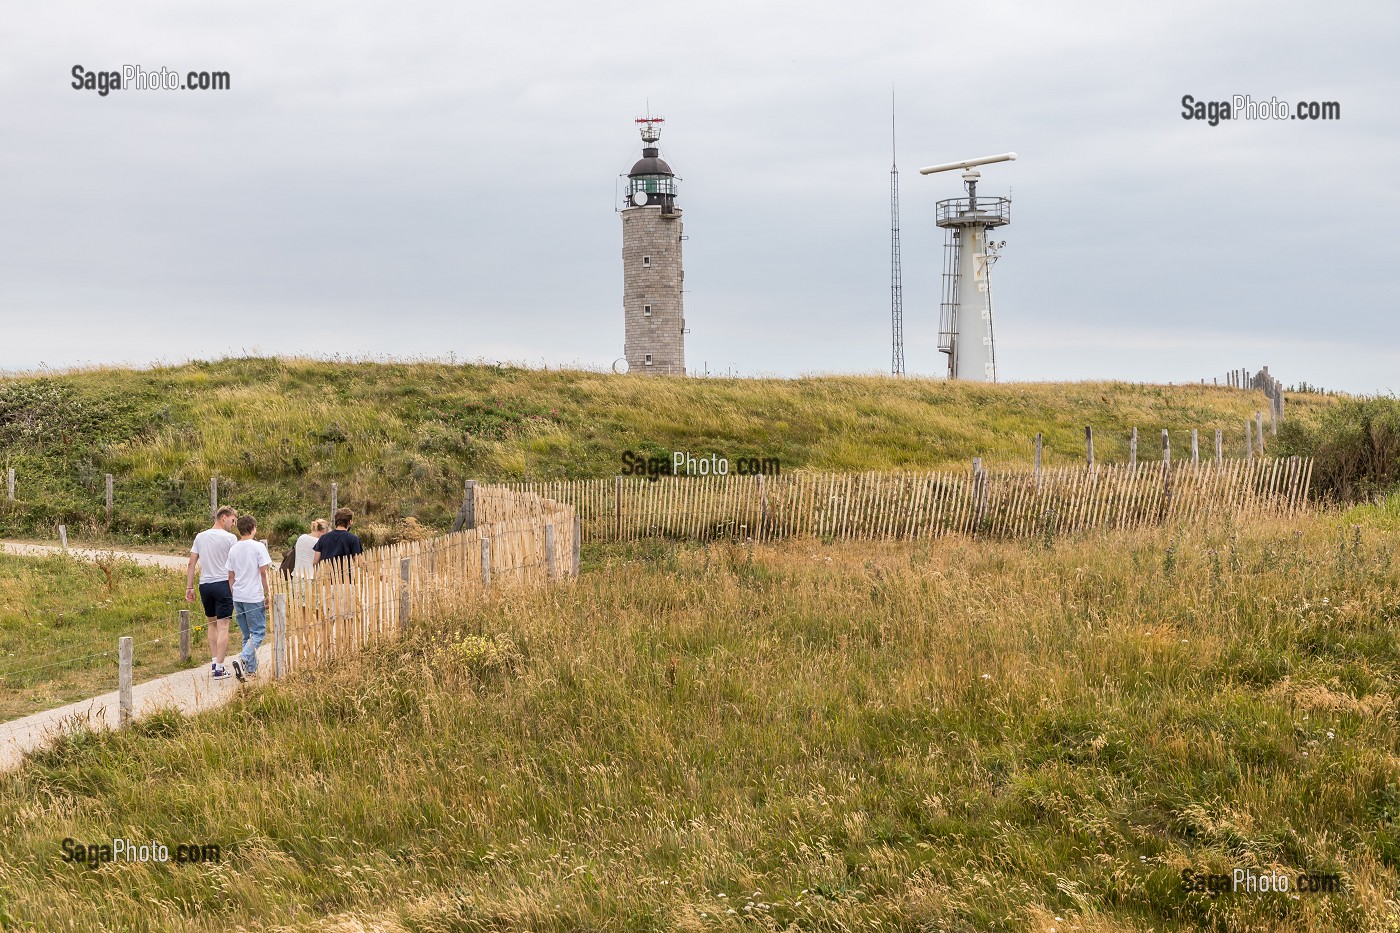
2, 1, 1396, 392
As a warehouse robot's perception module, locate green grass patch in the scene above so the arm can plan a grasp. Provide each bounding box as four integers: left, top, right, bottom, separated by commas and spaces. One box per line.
0, 553, 199, 720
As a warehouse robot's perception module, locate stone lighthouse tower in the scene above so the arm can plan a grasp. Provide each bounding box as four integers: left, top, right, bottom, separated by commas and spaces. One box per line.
621, 117, 685, 375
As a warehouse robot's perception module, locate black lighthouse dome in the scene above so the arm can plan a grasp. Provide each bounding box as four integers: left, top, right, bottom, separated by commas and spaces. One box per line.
629, 147, 673, 177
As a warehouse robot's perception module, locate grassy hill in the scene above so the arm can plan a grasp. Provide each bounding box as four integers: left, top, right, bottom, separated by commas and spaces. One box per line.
0, 503, 1395, 930
0, 358, 1322, 545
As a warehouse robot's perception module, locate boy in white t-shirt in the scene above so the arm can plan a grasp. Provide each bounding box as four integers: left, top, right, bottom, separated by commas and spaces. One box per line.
226, 514, 273, 682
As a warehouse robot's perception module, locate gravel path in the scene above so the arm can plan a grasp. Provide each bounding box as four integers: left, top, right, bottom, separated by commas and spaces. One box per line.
0, 541, 188, 571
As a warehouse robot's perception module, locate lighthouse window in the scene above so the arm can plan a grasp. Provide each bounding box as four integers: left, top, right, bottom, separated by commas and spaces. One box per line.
642, 256, 651, 268
643, 304, 653, 316
644, 354, 653, 365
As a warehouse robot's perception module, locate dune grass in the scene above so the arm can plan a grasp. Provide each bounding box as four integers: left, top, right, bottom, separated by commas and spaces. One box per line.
0, 500, 1394, 931
0, 358, 1323, 545
0, 554, 197, 720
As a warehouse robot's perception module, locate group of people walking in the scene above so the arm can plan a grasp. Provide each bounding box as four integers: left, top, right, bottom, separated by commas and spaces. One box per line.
185, 506, 363, 680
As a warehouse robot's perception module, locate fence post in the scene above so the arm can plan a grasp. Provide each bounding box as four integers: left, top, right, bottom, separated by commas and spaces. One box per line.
6, 467, 13, 501
1085, 426, 1095, 468
614, 476, 623, 541
118, 636, 133, 727
105, 474, 114, 521
1129, 427, 1138, 469
544, 523, 557, 581
1215, 428, 1223, 464
1161, 429, 1172, 521
450, 479, 477, 533
571, 512, 581, 577
1034, 433, 1043, 487
480, 537, 491, 594
1191, 429, 1199, 466
972, 458, 986, 531
58, 524, 68, 549
1256, 412, 1265, 454
273, 593, 287, 679
210, 476, 218, 523
179, 609, 191, 662
331, 481, 338, 516
1269, 396, 1278, 435
399, 557, 411, 625
757, 473, 768, 535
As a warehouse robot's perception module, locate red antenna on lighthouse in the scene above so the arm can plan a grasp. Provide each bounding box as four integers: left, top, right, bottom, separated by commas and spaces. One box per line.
635, 115, 664, 143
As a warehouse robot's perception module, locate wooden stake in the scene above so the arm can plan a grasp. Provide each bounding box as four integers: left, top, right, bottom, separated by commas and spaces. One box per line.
273, 593, 287, 678
1129, 427, 1138, 468
210, 476, 218, 523
544, 523, 557, 581
614, 476, 623, 542
118, 636, 133, 727
1215, 428, 1223, 464
59, 525, 68, 549
105, 474, 114, 521
1191, 429, 1199, 466
1085, 426, 1095, 468
331, 481, 338, 515
480, 537, 491, 594
572, 511, 581, 577
179, 609, 191, 661
5, 467, 13, 501
399, 557, 411, 624
1034, 433, 1043, 487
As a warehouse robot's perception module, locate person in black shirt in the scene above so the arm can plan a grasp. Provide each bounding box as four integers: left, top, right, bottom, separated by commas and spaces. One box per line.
312, 507, 364, 572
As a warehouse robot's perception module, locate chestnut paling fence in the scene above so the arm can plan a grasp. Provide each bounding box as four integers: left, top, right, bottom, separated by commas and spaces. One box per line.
506, 456, 1313, 543
266, 486, 576, 675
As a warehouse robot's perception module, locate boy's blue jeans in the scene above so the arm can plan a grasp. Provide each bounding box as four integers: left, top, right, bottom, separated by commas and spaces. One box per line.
234, 601, 267, 673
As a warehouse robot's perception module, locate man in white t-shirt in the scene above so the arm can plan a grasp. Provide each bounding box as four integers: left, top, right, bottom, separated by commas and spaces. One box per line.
187, 505, 239, 679
293, 519, 329, 579
227, 514, 273, 682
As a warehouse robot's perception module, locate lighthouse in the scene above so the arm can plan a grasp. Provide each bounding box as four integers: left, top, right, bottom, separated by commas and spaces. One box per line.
621, 117, 685, 375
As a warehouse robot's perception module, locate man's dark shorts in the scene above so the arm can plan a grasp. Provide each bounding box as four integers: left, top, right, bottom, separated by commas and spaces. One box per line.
198, 581, 234, 620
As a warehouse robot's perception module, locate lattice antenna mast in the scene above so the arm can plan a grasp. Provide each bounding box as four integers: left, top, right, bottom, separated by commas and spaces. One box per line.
889, 91, 905, 376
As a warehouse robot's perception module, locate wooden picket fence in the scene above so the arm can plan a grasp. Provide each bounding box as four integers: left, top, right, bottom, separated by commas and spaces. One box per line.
268, 487, 575, 675
507, 456, 1312, 543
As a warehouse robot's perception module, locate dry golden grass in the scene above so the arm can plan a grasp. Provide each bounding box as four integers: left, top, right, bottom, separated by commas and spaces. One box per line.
0, 498, 1394, 930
